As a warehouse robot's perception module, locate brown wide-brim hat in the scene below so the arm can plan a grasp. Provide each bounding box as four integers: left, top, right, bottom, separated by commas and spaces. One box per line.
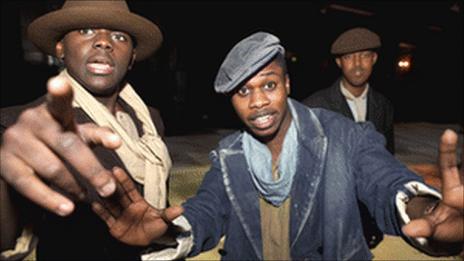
331, 27, 381, 55
27, 0, 163, 61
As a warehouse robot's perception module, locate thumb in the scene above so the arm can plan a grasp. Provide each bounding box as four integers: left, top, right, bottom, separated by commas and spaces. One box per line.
402, 218, 434, 238
162, 206, 184, 223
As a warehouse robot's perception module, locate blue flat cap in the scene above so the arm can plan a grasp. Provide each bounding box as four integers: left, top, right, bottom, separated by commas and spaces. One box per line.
214, 31, 285, 94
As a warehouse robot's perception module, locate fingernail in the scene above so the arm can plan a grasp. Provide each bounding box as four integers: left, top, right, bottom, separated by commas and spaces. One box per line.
57, 203, 73, 216
106, 134, 121, 146
99, 181, 116, 197
49, 76, 65, 90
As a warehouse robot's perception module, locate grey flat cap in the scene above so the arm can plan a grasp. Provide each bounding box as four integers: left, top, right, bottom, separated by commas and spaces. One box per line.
331, 27, 381, 55
214, 31, 285, 94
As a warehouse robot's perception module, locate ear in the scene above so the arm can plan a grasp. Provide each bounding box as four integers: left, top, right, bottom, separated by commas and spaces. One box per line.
372, 52, 378, 65
285, 74, 291, 95
128, 50, 136, 70
55, 41, 64, 60
335, 57, 342, 68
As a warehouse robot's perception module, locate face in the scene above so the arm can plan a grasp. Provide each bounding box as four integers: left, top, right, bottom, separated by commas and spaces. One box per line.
336, 50, 377, 88
231, 60, 291, 142
56, 28, 136, 97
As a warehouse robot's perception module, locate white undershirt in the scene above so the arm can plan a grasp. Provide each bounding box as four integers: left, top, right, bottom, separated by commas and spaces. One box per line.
340, 82, 369, 122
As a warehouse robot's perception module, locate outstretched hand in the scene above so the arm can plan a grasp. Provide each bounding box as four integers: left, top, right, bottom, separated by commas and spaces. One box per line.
0, 76, 121, 216
403, 129, 463, 251
92, 167, 184, 246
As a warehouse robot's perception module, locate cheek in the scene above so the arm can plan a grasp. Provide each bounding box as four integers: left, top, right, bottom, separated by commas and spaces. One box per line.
232, 98, 249, 120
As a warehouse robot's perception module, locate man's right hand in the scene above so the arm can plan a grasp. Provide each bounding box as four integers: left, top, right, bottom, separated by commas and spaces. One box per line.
0, 76, 121, 216
92, 167, 184, 246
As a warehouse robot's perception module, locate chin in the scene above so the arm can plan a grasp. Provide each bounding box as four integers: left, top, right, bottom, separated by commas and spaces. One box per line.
249, 127, 278, 142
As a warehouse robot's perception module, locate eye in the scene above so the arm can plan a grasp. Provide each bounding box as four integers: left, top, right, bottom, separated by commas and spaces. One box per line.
112, 32, 129, 42
361, 52, 372, 58
342, 54, 352, 60
237, 86, 250, 97
78, 29, 95, 36
263, 81, 276, 90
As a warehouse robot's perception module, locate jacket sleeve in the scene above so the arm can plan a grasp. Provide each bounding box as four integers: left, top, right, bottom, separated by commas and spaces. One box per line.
351, 123, 423, 235
181, 150, 230, 257
139, 154, 228, 261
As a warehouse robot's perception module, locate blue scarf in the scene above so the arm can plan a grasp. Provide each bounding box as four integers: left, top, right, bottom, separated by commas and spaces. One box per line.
242, 101, 298, 207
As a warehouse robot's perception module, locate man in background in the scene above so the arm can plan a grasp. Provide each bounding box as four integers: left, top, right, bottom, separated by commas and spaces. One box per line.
303, 27, 394, 154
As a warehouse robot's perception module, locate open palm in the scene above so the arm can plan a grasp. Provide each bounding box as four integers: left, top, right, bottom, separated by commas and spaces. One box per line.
403, 129, 463, 252
92, 167, 183, 246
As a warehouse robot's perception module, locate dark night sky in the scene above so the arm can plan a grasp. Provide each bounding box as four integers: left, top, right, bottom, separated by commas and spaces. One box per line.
1, 1, 462, 135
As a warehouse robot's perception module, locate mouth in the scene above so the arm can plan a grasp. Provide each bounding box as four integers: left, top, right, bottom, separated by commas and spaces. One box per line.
353, 68, 364, 77
248, 111, 276, 130
86, 56, 115, 75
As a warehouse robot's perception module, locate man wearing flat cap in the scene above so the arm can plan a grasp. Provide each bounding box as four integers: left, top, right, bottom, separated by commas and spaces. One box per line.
303, 27, 394, 155
87, 32, 462, 260
0, 0, 172, 259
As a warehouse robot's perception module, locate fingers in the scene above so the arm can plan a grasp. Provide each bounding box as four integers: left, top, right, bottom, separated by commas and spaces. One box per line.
36, 128, 116, 197
439, 129, 463, 209
92, 201, 115, 228
439, 129, 458, 173
77, 124, 122, 149
402, 219, 433, 238
2, 128, 85, 200
161, 206, 184, 223
95, 167, 137, 218
112, 167, 142, 203
46, 76, 75, 131
0, 152, 75, 216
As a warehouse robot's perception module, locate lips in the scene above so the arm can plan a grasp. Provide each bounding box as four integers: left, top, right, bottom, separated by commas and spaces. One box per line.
249, 110, 276, 130
86, 56, 115, 75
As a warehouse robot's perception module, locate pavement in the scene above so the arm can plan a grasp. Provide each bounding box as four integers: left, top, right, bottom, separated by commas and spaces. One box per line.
165, 123, 463, 260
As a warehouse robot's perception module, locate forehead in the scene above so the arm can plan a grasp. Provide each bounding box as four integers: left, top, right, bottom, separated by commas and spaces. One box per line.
64, 28, 132, 37
341, 50, 375, 57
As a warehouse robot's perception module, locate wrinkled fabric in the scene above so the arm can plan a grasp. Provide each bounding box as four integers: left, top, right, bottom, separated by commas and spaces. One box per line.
214, 32, 284, 93
182, 98, 424, 260
243, 112, 298, 206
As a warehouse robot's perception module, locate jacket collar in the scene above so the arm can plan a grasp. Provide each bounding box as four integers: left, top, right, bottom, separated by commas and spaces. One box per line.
219, 98, 328, 257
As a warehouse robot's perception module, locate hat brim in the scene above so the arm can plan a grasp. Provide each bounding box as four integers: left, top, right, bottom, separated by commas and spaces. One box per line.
27, 7, 162, 61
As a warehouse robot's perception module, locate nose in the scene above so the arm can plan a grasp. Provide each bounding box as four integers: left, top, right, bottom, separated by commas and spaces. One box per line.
249, 89, 270, 109
353, 53, 361, 66
93, 31, 113, 52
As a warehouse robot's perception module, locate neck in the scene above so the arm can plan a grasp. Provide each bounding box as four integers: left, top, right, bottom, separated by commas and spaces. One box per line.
342, 79, 367, 98
265, 112, 293, 163
95, 94, 122, 115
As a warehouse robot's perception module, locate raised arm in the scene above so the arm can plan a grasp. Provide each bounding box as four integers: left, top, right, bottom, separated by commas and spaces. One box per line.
0, 76, 121, 216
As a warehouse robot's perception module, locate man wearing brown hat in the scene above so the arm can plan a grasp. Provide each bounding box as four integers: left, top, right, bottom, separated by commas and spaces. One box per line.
303, 27, 395, 249
303, 27, 394, 154
0, 1, 172, 259
89, 32, 462, 260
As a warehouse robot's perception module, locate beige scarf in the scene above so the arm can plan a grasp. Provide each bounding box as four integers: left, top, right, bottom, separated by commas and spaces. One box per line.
61, 70, 171, 209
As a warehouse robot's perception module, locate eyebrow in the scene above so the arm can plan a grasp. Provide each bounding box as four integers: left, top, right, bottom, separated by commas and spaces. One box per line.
257, 71, 278, 77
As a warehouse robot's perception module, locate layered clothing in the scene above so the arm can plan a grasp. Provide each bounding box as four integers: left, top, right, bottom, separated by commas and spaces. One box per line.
303, 78, 394, 154
150, 99, 434, 260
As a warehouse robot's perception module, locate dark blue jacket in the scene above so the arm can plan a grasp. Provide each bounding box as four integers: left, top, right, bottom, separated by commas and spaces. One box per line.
183, 99, 422, 260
